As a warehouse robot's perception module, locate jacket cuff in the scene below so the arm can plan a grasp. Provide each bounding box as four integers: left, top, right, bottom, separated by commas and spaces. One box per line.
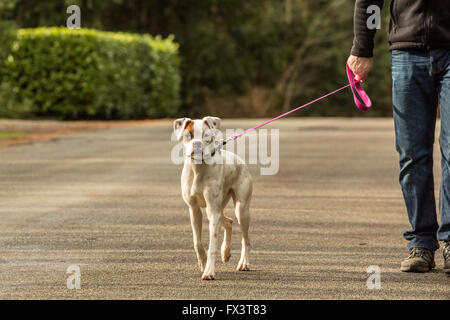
350, 43, 374, 58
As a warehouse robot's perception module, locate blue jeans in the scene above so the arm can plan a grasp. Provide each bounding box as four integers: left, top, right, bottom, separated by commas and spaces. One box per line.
391, 49, 450, 251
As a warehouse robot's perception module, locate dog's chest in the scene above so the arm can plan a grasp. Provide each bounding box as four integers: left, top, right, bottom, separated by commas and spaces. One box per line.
181, 165, 209, 207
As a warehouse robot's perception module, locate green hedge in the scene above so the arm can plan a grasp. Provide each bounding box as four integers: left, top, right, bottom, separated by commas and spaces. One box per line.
2, 27, 181, 119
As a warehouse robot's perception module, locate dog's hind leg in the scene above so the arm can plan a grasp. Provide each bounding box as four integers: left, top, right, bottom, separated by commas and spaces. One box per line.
189, 206, 207, 271
235, 200, 251, 271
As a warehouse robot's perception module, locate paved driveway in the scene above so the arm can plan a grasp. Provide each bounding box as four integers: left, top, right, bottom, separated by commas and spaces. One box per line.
0, 118, 448, 299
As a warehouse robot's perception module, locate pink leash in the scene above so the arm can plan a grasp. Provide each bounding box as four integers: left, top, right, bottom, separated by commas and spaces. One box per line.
220, 64, 372, 146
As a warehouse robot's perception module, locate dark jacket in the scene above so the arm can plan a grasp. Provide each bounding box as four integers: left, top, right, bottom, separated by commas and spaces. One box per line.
351, 0, 450, 57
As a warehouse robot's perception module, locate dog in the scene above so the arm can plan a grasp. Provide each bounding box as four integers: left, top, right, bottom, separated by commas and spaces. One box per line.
173, 116, 253, 280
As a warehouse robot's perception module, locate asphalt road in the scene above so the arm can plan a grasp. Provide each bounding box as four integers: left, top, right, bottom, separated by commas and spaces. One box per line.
0, 118, 449, 299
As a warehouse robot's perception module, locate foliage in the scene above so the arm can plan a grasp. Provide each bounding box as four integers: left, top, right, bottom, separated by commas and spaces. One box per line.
2, 27, 181, 119
1, 0, 394, 118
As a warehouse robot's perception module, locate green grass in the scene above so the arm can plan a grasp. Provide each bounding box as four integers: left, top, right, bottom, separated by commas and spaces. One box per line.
0, 131, 27, 139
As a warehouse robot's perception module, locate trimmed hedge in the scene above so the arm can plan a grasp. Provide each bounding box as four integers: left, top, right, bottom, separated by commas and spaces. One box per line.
2, 27, 181, 119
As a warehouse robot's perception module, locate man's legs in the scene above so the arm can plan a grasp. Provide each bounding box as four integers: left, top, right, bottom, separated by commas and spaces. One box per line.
391, 50, 440, 253
437, 49, 450, 244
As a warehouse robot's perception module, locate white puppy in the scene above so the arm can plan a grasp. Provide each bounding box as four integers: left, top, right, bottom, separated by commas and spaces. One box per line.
173, 116, 253, 280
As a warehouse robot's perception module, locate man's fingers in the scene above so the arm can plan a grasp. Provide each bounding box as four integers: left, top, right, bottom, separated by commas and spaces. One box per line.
355, 68, 369, 81
356, 70, 367, 81
347, 55, 373, 82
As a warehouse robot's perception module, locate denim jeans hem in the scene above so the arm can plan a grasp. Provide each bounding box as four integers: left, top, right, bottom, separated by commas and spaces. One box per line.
406, 240, 439, 252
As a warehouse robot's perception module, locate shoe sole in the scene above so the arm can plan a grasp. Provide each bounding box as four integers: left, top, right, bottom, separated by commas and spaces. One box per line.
400, 265, 433, 273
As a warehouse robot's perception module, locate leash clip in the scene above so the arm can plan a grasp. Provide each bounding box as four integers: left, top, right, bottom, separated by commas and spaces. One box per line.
212, 139, 225, 156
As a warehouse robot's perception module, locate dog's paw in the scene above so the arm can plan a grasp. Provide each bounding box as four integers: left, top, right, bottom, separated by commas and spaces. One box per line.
221, 246, 231, 263
201, 263, 216, 280
202, 271, 215, 280
236, 261, 250, 271
201, 262, 216, 280
201, 273, 216, 280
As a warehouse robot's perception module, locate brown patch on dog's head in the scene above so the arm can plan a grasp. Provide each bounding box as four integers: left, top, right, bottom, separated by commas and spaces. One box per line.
182, 121, 195, 142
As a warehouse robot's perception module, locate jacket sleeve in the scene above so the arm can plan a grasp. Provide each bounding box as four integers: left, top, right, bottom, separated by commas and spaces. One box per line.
351, 0, 385, 57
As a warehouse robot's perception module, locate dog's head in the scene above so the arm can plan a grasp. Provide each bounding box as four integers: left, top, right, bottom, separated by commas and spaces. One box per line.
173, 116, 221, 161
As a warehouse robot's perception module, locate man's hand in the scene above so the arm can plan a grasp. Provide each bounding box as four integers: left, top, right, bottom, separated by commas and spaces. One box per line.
347, 55, 373, 81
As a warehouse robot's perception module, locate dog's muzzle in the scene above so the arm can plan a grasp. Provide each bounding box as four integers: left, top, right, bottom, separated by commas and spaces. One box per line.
189, 141, 220, 162
191, 141, 202, 156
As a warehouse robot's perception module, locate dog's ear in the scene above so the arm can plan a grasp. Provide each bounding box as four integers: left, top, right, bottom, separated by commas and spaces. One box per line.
173, 118, 191, 141
203, 116, 221, 130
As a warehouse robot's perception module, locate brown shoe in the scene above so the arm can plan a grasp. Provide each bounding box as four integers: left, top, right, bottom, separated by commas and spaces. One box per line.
400, 248, 435, 273
443, 241, 450, 275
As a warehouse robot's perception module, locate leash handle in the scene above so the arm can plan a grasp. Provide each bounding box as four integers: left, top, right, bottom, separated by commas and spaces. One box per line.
346, 64, 372, 111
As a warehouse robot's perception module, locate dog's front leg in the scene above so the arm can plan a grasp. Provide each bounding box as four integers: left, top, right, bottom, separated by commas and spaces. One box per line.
189, 206, 207, 271
202, 205, 221, 280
